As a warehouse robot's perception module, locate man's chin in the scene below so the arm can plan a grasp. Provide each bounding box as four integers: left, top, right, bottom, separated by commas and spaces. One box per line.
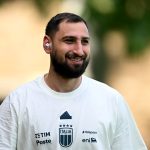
57, 67, 85, 79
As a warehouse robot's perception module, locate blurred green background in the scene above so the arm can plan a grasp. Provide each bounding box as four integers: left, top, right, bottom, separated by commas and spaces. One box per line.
0, 0, 150, 148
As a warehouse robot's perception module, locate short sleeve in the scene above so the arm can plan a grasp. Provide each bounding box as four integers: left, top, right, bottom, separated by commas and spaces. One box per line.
111, 94, 147, 150
0, 95, 18, 150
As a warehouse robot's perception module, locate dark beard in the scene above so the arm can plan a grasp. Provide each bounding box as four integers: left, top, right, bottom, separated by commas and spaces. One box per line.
50, 51, 89, 79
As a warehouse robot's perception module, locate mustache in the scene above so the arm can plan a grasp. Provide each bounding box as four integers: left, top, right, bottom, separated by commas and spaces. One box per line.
65, 52, 87, 60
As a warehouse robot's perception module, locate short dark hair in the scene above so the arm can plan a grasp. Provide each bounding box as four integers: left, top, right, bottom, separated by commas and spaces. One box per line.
45, 12, 88, 38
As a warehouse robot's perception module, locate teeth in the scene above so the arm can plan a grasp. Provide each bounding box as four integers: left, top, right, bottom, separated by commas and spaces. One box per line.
70, 57, 82, 61
66, 53, 85, 61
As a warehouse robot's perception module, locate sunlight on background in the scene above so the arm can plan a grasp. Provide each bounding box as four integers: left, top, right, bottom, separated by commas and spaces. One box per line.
0, 1, 48, 96
0, 0, 150, 148
0, 0, 84, 97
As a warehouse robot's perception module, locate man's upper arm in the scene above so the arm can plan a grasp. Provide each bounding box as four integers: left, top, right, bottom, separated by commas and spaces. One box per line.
0, 95, 18, 150
111, 94, 148, 150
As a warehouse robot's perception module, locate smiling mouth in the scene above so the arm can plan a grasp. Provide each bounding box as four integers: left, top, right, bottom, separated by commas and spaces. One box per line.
69, 57, 83, 62
67, 56, 85, 65
66, 52, 86, 63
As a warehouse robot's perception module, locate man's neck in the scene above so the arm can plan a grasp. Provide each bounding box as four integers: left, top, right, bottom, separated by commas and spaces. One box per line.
44, 71, 82, 93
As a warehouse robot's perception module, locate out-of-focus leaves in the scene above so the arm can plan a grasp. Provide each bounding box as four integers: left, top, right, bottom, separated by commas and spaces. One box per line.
83, 0, 150, 55
0, 0, 8, 5
0, 0, 63, 16
82, 0, 150, 82
32, 0, 53, 16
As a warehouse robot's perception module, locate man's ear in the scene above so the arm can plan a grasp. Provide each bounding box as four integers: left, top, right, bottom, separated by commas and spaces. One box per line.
43, 35, 52, 54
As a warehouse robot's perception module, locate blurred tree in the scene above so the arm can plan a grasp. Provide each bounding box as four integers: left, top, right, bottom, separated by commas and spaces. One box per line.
0, 0, 62, 16
31, 0, 62, 16
82, 0, 150, 82
0, 0, 5, 5
0, 0, 150, 82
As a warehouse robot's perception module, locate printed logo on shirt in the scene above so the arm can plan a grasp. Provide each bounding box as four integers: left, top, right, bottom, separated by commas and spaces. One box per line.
82, 137, 97, 143
59, 111, 73, 147
60, 111, 72, 119
82, 130, 98, 144
59, 124, 73, 147
35, 131, 52, 146
82, 130, 97, 134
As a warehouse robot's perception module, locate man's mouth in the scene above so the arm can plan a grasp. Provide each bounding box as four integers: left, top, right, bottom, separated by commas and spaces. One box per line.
66, 54, 85, 65
66, 52, 86, 62
68, 57, 83, 62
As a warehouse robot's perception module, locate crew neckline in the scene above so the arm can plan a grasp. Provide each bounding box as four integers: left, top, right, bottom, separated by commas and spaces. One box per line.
38, 75, 88, 99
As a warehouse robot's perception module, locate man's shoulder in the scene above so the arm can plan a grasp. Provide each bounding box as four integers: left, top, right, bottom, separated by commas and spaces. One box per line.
84, 75, 121, 97
19, 76, 41, 89
8, 76, 43, 98
1, 76, 43, 108
83, 77, 123, 101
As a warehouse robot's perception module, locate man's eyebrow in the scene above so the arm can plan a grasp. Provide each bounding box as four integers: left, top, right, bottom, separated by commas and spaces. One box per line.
62, 36, 90, 40
62, 36, 75, 40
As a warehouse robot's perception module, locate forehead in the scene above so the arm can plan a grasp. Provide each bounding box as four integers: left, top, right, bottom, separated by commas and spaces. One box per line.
55, 21, 89, 38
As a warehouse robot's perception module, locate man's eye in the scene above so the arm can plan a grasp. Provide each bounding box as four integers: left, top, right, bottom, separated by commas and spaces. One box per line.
65, 39, 74, 44
82, 39, 89, 45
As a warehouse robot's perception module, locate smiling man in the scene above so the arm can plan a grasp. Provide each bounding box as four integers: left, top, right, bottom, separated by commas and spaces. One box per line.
0, 12, 147, 150
43, 16, 90, 89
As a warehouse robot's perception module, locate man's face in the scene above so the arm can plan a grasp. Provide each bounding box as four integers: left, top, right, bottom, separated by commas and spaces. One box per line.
50, 21, 90, 78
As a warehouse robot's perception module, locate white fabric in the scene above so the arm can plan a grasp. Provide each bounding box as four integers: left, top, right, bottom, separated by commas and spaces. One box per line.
0, 75, 147, 150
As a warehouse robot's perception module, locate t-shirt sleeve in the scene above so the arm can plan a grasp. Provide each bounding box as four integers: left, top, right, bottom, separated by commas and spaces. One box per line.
0, 95, 18, 150
111, 93, 148, 150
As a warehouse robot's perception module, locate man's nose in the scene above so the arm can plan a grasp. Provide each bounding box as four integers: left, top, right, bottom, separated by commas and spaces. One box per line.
73, 42, 84, 56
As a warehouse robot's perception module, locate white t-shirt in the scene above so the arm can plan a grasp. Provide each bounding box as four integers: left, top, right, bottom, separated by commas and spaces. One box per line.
0, 75, 147, 150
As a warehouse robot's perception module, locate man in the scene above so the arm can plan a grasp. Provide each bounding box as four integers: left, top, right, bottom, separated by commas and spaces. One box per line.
0, 12, 147, 150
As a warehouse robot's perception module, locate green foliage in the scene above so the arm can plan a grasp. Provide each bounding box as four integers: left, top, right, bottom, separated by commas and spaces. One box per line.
33, 0, 50, 14
82, 0, 150, 81
0, 0, 62, 16
0, 0, 149, 82
32, 0, 53, 16
0, 0, 7, 5
83, 0, 150, 55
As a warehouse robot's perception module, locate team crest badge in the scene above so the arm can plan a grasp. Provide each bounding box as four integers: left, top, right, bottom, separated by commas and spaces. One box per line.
59, 125, 73, 147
